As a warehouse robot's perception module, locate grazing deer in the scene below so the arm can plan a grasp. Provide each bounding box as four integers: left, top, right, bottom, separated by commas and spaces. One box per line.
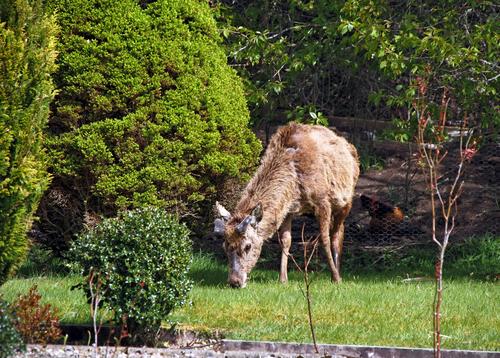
214, 123, 359, 288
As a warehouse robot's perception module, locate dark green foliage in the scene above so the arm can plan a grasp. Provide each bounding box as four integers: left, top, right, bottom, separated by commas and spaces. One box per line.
0, 298, 25, 358
218, 1, 498, 131
69, 207, 192, 337
15, 243, 68, 278
42, 0, 261, 250
339, 0, 499, 130
0, 0, 57, 283
217, 0, 364, 126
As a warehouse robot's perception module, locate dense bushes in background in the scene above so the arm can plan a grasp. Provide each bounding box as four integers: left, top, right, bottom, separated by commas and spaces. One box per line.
69, 207, 192, 341
338, 0, 498, 130
37, 0, 261, 253
15, 243, 68, 277
216, 1, 498, 129
0, 0, 57, 283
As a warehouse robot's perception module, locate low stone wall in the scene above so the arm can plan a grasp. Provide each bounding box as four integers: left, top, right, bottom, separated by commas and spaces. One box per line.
16, 341, 500, 358
16, 344, 340, 358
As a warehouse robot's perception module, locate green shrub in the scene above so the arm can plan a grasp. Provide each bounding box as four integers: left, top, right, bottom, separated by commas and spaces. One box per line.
0, 298, 25, 358
40, 0, 261, 252
69, 207, 192, 340
0, 0, 57, 283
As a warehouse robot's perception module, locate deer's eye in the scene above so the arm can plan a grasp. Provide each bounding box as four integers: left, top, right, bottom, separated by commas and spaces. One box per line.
244, 243, 251, 253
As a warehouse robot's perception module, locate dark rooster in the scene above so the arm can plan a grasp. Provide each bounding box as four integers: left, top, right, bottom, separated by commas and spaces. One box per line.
360, 194, 405, 237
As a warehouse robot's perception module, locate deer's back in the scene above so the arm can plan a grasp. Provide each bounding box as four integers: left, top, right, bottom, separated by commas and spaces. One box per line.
285, 124, 359, 211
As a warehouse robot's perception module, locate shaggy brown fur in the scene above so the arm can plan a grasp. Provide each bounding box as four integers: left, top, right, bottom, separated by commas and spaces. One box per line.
216, 123, 359, 287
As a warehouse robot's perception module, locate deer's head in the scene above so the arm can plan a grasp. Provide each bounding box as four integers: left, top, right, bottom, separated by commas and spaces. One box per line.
213, 202, 264, 288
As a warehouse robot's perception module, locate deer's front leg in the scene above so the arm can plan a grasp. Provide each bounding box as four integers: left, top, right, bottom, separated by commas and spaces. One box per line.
278, 215, 292, 283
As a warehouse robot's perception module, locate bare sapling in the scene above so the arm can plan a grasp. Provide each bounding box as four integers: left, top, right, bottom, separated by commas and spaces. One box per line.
282, 224, 320, 354
88, 269, 132, 357
414, 79, 477, 358
88, 269, 106, 358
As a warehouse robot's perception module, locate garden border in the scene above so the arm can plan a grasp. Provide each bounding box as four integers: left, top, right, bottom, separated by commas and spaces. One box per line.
20, 341, 500, 358
223, 339, 500, 357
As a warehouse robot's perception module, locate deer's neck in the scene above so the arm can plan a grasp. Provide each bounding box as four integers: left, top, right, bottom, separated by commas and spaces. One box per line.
236, 169, 299, 240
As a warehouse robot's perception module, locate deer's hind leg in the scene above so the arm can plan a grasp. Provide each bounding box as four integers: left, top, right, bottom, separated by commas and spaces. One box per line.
316, 201, 341, 283
331, 203, 352, 272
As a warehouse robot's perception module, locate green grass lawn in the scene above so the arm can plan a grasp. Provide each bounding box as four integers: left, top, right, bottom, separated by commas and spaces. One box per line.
173, 254, 499, 351
1, 254, 498, 351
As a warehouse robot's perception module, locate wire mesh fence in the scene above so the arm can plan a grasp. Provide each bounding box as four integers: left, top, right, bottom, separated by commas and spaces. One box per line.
256, 120, 499, 275
347, 123, 497, 239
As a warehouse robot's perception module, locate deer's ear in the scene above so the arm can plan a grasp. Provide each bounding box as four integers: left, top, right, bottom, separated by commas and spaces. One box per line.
236, 215, 253, 234
251, 203, 263, 223
215, 201, 231, 221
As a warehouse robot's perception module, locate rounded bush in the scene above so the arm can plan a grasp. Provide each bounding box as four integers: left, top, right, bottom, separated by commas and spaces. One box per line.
40, 0, 262, 252
68, 207, 192, 333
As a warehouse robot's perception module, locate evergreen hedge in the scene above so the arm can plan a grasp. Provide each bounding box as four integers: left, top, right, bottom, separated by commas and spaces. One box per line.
40, 0, 261, 251
0, 0, 57, 283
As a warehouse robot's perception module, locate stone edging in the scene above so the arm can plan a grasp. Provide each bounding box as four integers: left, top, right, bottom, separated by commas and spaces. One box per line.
223, 340, 500, 357
17, 341, 500, 358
